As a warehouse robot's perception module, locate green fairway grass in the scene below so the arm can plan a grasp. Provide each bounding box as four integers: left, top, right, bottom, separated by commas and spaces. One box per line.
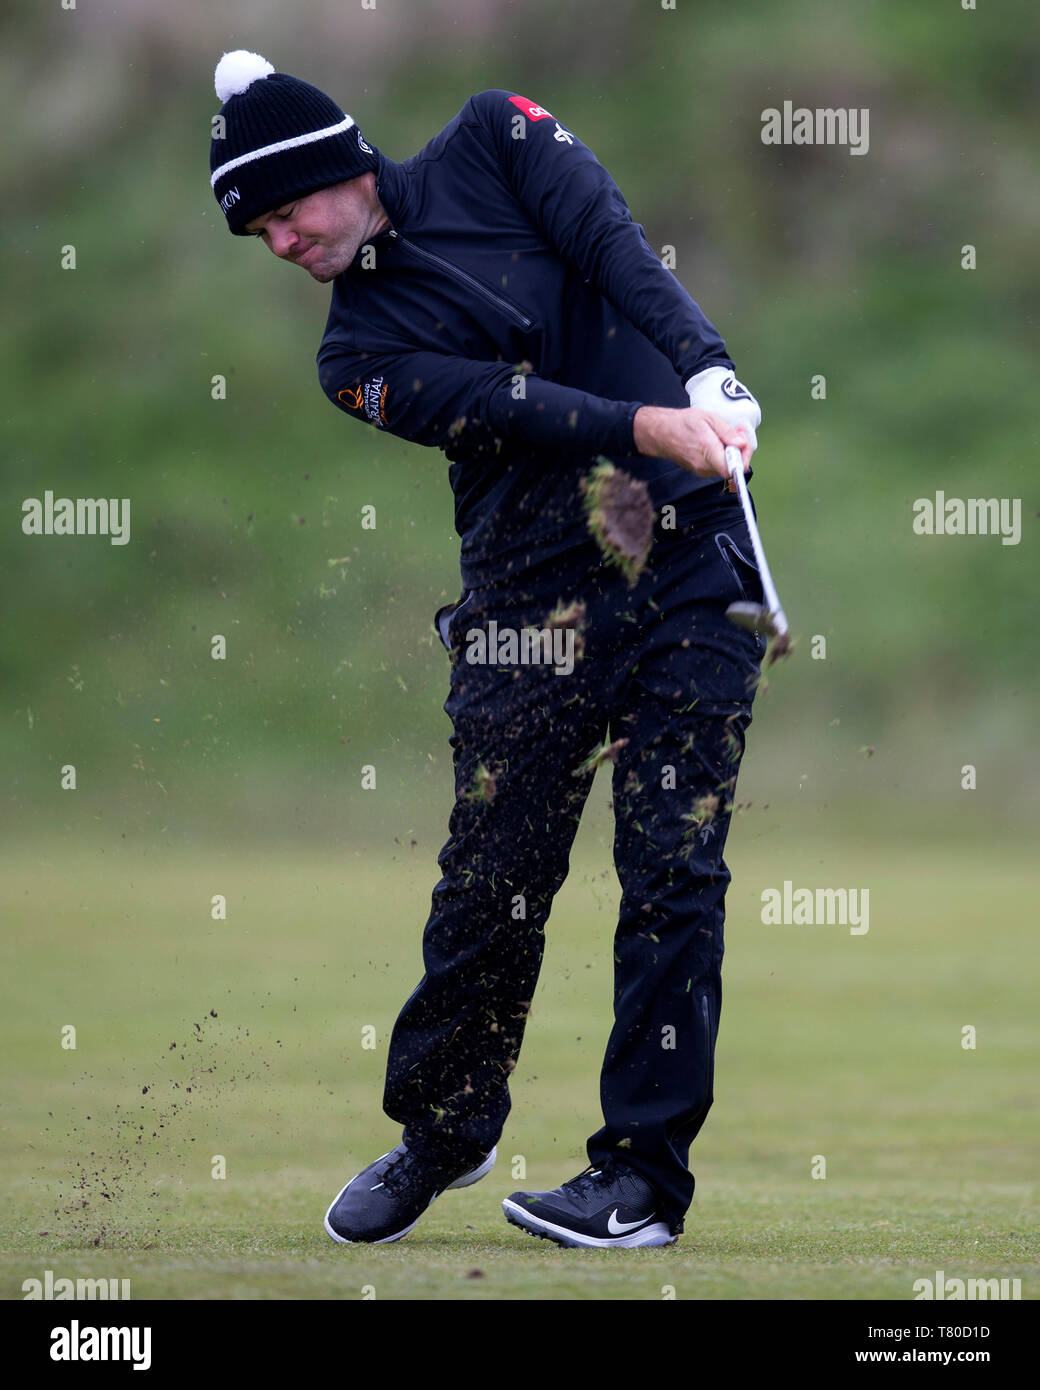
2, 823, 1037, 1301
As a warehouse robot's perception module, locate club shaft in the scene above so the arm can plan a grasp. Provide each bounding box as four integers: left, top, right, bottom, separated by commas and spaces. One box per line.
724, 446, 788, 635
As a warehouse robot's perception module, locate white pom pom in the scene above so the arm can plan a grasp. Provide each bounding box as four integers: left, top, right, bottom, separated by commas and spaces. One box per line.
215, 50, 275, 103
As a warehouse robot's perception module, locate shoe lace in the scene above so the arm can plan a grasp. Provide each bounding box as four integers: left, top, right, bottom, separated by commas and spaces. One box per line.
560, 1160, 623, 1203
380, 1149, 425, 1197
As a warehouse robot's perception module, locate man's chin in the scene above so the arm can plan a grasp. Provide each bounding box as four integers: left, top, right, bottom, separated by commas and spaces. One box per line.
302, 254, 346, 283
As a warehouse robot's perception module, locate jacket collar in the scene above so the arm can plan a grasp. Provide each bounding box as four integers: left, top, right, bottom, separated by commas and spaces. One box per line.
373, 148, 412, 233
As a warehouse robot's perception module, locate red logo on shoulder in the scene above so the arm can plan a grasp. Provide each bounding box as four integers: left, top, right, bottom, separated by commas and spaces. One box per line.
508, 95, 553, 121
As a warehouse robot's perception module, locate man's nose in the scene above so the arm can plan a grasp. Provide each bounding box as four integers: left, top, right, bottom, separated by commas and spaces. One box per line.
268, 225, 299, 259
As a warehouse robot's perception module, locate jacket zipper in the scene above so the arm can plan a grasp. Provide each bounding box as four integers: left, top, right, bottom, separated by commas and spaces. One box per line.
388, 230, 533, 329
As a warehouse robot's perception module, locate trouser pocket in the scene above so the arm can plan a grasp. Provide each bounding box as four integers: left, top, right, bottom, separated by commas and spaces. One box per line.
433, 589, 476, 654
714, 531, 764, 607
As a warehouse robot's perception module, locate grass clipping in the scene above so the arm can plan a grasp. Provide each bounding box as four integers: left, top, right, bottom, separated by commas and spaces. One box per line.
581, 458, 654, 587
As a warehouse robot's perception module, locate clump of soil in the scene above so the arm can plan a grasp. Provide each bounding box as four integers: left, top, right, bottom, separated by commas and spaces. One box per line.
581, 459, 654, 587
574, 737, 630, 778
681, 793, 721, 847
465, 761, 498, 804
545, 598, 587, 662
765, 628, 792, 666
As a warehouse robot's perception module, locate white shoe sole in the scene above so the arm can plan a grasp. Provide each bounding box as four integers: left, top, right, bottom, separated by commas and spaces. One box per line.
325, 1145, 497, 1245
445, 1147, 497, 1190
502, 1197, 676, 1248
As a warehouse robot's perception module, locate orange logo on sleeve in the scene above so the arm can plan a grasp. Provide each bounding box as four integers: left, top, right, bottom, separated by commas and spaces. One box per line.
339, 377, 388, 427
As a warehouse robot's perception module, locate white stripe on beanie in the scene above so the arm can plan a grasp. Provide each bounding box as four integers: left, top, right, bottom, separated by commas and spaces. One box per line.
211, 114, 357, 186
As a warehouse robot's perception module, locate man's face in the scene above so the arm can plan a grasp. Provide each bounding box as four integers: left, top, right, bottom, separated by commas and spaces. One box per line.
244, 176, 387, 283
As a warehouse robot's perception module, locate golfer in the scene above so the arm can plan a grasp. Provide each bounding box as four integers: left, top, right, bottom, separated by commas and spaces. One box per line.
210, 51, 766, 1248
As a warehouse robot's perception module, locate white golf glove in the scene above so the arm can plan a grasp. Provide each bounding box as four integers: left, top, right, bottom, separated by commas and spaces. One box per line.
684, 364, 761, 456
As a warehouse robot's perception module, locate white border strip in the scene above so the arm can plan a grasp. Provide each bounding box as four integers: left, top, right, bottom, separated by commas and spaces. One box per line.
211, 114, 355, 186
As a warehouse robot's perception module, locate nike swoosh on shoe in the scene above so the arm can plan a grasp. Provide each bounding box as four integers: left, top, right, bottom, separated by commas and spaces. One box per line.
606, 1209, 653, 1234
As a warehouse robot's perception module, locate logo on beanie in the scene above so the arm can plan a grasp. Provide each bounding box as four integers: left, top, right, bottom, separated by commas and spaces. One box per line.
357, 131, 373, 154
220, 186, 241, 212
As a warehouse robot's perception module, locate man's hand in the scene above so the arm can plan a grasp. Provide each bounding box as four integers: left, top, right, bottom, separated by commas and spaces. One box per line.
633, 405, 751, 483
684, 365, 761, 457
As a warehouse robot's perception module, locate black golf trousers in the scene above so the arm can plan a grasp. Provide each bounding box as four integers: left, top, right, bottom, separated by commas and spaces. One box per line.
382, 486, 766, 1233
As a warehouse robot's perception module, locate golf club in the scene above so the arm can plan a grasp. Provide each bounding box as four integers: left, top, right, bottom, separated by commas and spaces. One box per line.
723, 444, 791, 660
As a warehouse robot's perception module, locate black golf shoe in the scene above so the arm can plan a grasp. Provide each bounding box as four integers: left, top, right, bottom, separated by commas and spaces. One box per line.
324, 1141, 496, 1244
503, 1160, 676, 1248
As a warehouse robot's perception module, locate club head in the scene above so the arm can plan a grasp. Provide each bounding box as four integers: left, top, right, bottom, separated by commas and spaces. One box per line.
725, 601, 792, 663
726, 601, 774, 634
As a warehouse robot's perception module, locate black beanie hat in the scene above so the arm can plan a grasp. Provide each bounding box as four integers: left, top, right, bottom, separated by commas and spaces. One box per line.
209, 50, 379, 235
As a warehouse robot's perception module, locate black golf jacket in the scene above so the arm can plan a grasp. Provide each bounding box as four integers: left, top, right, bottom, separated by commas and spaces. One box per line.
317, 90, 735, 586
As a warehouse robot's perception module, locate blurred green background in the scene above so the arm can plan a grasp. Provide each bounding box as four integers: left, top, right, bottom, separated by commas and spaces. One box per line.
2, 0, 1036, 847
1, 0, 1037, 1299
